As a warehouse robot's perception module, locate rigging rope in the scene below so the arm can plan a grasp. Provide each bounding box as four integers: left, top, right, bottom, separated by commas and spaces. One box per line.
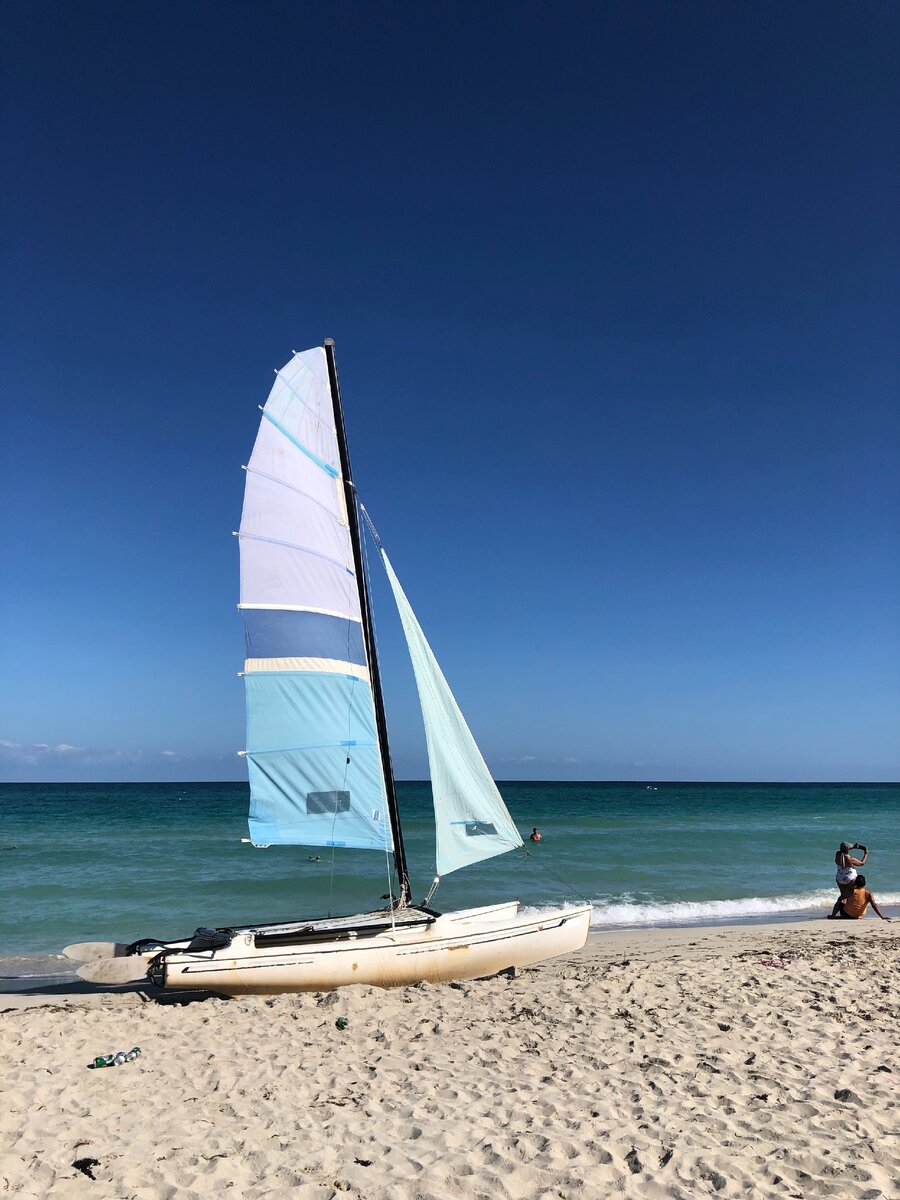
360, 504, 382, 547
384, 849, 397, 934
361, 507, 401, 913
515, 849, 593, 907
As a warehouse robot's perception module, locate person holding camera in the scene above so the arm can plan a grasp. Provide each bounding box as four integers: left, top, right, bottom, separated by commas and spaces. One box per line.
834, 841, 868, 900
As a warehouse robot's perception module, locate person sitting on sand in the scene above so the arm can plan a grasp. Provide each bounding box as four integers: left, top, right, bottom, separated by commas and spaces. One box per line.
529, 828, 543, 843
829, 876, 890, 921
834, 841, 867, 900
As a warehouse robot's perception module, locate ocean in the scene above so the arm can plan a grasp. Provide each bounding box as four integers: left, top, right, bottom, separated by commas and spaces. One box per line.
1, 781, 897, 980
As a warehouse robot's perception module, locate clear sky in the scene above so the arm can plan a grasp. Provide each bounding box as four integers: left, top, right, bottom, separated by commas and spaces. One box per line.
1, 1, 897, 783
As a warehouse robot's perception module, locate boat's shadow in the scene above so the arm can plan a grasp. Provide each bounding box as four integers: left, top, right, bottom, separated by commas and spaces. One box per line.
2, 977, 230, 1006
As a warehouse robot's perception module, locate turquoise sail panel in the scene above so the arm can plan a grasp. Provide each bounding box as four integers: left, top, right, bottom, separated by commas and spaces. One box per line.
380, 551, 523, 875
239, 347, 391, 852
245, 674, 391, 850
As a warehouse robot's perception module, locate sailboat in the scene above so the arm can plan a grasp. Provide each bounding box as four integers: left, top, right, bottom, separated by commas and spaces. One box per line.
70, 342, 591, 994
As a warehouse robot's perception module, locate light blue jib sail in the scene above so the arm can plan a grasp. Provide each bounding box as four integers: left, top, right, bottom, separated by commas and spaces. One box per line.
380, 551, 524, 876
238, 349, 392, 852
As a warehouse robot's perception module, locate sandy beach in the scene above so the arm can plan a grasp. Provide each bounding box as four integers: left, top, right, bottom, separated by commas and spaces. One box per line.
1, 919, 897, 1200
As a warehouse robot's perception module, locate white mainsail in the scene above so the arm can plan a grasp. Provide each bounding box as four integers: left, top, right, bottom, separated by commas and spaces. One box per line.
381, 551, 523, 875
238, 349, 392, 853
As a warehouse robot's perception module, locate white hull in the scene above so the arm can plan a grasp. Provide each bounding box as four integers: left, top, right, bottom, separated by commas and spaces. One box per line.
131, 902, 591, 995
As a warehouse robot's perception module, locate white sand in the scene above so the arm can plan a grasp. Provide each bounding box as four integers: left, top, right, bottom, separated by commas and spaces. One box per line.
1, 919, 897, 1199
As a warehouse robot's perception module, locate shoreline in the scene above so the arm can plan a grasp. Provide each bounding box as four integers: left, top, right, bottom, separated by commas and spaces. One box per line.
1, 905, 892, 989
0, 913, 891, 1000
0, 909, 834, 985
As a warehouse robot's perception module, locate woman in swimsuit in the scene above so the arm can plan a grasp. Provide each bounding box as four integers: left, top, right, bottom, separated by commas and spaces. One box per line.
829, 875, 891, 920
834, 841, 867, 900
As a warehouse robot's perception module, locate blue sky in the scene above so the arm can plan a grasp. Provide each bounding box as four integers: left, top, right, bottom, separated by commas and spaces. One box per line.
1, 1, 897, 783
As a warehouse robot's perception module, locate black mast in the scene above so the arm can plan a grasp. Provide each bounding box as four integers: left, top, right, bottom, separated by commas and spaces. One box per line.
323, 338, 411, 905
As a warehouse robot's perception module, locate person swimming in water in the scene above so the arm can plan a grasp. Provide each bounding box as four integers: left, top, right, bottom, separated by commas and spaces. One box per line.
529, 828, 543, 842
834, 841, 867, 900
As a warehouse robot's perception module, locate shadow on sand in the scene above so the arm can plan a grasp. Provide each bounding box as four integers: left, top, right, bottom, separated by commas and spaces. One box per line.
0, 975, 230, 1007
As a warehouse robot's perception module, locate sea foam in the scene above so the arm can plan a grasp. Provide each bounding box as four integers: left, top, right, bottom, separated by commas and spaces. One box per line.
527, 889, 900, 929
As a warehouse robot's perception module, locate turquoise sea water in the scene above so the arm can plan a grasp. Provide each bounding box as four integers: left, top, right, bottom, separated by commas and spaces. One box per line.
1, 781, 897, 978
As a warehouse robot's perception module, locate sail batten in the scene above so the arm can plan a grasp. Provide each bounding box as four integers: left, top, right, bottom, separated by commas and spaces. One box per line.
244, 466, 341, 517
246, 740, 378, 756
240, 347, 392, 854
240, 546, 354, 587
261, 409, 340, 478
380, 551, 524, 875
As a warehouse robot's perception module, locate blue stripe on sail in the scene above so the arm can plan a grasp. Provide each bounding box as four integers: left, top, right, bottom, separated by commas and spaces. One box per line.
262, 409, 339, 478
242, 609, 366, 665
244, 671, 390, 851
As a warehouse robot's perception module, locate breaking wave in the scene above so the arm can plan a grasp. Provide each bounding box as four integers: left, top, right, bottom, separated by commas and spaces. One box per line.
528, 890, 900, 929
0, 953, 74, 981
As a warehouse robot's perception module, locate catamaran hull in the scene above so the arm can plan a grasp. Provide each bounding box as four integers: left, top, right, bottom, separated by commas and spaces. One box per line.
152, 903, 591, 995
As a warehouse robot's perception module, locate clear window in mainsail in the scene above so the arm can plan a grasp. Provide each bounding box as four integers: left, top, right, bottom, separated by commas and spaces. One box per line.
306, 791, 352, 815
464, 821, 498, 837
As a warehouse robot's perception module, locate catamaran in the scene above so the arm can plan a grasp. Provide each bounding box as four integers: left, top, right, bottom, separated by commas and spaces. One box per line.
68, 342, 591, 993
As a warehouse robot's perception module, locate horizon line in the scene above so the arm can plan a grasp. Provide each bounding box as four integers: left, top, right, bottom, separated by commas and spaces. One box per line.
2, 779, 897, 787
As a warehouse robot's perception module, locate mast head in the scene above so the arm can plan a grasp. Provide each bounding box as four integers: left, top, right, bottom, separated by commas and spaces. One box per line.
324, 337, 335, 348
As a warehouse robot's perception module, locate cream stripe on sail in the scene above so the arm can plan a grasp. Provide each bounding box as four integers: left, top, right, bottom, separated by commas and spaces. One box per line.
239, 604, 363, 621
244, 657, 371, 681
240, 600, 367, 619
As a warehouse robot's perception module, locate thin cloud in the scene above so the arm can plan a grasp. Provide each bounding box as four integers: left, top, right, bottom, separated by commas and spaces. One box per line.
498, 754, 589, 766
0, 739, 86, 757
0, 740, 189, 767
